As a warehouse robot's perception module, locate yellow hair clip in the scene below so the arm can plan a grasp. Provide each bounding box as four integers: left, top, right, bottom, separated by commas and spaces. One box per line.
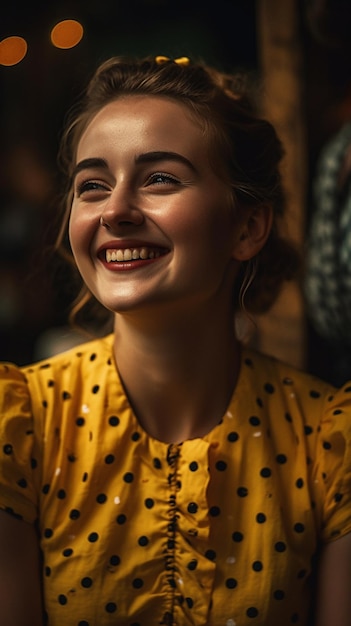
155, 55, 170, 64
155, 55, 190, 66
174, 56, 190, 66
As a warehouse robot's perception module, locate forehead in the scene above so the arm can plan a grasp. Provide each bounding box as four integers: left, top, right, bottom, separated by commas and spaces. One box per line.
76, 95, 207, 159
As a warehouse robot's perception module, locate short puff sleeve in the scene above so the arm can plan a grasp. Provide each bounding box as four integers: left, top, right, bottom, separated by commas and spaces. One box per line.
316, 382, 351, 542
0, 363, 40, 523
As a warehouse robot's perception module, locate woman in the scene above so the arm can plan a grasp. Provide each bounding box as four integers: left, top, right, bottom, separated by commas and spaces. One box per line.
1, 55, 351, 626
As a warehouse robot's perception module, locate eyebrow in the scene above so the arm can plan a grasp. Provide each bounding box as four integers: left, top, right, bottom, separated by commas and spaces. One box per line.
135, 151, 197, 172
72, 157, 108, 180
72, 151, 197, 180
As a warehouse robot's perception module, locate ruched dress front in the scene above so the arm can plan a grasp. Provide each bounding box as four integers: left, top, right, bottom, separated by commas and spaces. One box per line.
1, 334, 351, 626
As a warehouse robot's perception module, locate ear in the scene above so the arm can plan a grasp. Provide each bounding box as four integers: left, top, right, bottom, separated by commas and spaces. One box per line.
232, 204, 273, 261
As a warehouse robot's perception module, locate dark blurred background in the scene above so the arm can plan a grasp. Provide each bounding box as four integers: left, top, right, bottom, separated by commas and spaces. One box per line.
2, 0, 351, 385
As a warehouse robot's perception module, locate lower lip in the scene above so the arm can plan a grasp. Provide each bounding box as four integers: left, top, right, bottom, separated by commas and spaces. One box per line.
100, 256, 167, 271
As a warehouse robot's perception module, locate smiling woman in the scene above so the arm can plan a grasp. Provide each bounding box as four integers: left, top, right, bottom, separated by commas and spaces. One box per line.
68, 94, 243, 318
57, 57, 297, 326
0, 55, 351, 626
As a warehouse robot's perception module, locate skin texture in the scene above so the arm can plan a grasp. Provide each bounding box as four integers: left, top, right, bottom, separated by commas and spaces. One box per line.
314, 532, 351, 626
0, 510, 43, 626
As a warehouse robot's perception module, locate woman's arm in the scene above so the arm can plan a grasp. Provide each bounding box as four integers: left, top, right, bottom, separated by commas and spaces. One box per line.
0, 509, 44, 626
315, 532, 351, 626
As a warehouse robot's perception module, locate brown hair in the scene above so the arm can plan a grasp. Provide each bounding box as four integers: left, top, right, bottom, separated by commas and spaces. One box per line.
56, 55, 299, 326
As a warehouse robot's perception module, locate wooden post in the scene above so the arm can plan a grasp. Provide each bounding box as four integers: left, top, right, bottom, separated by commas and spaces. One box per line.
254, 0, 307, 368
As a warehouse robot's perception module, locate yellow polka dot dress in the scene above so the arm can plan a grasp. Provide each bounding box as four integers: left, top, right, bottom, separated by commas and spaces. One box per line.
1, 334, 351, 626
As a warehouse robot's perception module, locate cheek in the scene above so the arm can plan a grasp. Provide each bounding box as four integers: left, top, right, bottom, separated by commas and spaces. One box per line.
68, 207, 94, 259
68, 211, 80, 259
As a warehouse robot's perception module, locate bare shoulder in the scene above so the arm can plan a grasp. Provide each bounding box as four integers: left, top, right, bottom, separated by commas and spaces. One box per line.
315, 532, 351, 626
0, 509, 44, 626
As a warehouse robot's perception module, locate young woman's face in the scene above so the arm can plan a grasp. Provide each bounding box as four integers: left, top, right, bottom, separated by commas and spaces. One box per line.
69, 95, 244, 317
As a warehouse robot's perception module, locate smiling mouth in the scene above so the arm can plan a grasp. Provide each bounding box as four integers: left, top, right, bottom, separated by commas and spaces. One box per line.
105, 247, 166, 263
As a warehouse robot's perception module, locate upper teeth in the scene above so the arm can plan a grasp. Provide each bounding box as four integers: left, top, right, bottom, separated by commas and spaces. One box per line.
105, 247, 161, 263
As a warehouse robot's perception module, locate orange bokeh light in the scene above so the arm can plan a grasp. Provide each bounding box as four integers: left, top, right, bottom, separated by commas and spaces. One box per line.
51, 19, 84, 50
0, 36, 28, 66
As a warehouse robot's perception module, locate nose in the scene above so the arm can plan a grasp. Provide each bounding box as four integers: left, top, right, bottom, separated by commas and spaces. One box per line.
99, 186, 144, 229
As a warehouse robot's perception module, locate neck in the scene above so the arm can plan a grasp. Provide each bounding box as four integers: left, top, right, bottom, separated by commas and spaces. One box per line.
113, 307, 241, 443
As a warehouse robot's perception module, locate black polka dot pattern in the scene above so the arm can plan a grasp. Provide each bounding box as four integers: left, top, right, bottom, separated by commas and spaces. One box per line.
0, 337, 350, 625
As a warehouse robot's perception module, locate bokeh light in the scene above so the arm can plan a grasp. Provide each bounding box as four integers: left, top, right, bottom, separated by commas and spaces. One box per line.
0, 36, 28, 66
50, 19, 84, 50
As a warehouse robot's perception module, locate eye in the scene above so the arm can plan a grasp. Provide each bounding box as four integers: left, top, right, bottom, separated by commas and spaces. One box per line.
147, 172, 180, 186
75, 179, 110, 197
